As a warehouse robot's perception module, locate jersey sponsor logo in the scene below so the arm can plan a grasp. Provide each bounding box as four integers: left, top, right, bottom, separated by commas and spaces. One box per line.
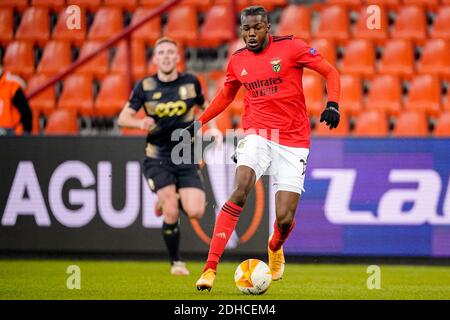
243, 77, 283, 98
240, 69, 248, 76
270, 58, 282, 73
309, 48, 318, 55
152, 92, 162, 99
178, 84, 196, 100
155, 100, 187, 118
215, 232, 226, 239
142, 77, 157, 91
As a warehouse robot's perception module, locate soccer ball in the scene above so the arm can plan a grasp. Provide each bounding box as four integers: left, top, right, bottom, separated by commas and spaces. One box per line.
234, 259, 272, 295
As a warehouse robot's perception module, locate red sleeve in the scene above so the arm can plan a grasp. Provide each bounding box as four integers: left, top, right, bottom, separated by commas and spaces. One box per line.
309, 59, 341, 103
291, 37, 324, 69
198, 59, 241, 125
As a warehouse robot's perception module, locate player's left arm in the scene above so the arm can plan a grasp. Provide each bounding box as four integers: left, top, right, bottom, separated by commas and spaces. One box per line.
309, 60, 341, 129
293, 38, 341, 129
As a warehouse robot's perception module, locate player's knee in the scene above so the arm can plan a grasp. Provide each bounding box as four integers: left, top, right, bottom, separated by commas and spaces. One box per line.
162, 203, 179, 222
231, 184, 251, 206
185, 205, 205, 220
276, 211, 295, 232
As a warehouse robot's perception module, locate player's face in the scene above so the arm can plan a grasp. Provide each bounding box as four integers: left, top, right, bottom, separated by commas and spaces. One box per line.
240, 15, 270, 52
152, 42, 179, 74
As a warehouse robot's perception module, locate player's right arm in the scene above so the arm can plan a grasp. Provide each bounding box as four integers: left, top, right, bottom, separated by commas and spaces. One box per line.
197, 59, 241, 126
118, 81, 155, 131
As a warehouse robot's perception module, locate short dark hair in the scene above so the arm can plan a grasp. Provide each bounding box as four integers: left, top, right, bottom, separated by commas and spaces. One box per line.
240, 6, 269, 24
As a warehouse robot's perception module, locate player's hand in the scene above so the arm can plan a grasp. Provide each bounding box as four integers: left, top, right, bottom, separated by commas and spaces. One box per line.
139, 117, 156, 132
320, 101, 340, 129
180, 120, 201, 144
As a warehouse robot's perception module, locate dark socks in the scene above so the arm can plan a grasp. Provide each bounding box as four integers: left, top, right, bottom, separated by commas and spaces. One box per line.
162, 221, 181, 264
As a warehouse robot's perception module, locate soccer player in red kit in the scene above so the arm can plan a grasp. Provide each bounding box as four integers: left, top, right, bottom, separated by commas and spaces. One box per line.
193, 6, 341, 291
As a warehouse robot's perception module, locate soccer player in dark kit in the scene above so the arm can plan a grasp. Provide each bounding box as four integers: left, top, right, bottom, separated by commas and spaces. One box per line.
193, 6, 341, 290
118, 37, 207, 276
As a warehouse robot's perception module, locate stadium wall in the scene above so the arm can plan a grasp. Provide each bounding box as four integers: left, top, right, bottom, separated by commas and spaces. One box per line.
1, 137, 449, 258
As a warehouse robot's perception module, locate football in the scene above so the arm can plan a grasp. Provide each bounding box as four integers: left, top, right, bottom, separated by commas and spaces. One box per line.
234, 259, 272, 295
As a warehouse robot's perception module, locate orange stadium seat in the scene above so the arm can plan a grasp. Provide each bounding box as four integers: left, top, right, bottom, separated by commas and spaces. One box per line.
3, 41, 35, 80
164, 6, 199, 47
402, 0, 440, 10
431, 6, 450, 40
353, 110, 389, 137
378, 39, 415, 79
326, 0, 363, 8
37, 41, 72, 76
444, 97, 450, 111
103, 0, 138, 11
15, 7, 50, 45
0, 0, 28, 11
44, 109, 79, 135
139, 0, 166, 7
198, 5, 234, 47
88, 8, 123, 42
111, 41, 147, 81
391, 5, 427, 43
309, 39, 336, 67
277, 5, 311, 41
26, 74, 56, 116
251, 0, 288, 11
353, 5, 389, 44
314, 112, 349, 137
315, 5, 349, 43
392, 110, 428, 137
363, 0, 399, 8
52, 7, 87, 45
339, 39, 375, 77
66, 0, 102, 11
0, 8, 13, 45
58, 74, 94, 116
417, 39, 450, 79
31, 0, 65, 10
339, 75, 363, 116
365, 75, 402, 116
131, 7, 161, 46
433, 111, 450, 137
76, 41, 110, 79
179, 0, 212, 11
215, 0, 250, 12
95, 74, 129, 117
405, 74, 441, 116
303, 74, 325, 117
120, 108, 148, 136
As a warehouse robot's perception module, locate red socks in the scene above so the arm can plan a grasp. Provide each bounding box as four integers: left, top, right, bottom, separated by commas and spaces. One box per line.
269, 219, 296, 252
204, 201, 242, 272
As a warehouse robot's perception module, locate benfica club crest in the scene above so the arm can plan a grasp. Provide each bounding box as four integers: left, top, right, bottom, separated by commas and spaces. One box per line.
270, 58, 282, 73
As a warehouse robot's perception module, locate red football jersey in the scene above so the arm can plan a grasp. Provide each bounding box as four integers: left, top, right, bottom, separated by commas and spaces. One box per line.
225, 34, 324, 148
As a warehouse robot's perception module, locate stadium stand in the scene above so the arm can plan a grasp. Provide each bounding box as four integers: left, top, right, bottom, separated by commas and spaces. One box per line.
15, 7, 50, 45
44, 109, 79, 135
365, 74, 403, 116
377, 39, 415, 79
392, 110, 429, 137
433, 111, 450, 137
37, 41, 72, 76
0, 0, 446, 137
353, 110, 389, 137
0, 8, 14, 45
57, 74, 94, 116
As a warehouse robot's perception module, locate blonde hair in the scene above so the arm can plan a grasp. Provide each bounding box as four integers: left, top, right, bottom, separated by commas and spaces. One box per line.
155, 37, 178, 48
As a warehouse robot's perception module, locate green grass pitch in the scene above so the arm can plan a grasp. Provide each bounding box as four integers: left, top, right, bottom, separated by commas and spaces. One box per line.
1, 260, 450, 299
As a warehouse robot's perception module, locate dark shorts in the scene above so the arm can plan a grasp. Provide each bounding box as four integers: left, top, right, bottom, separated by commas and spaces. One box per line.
142, 157, 205, 193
